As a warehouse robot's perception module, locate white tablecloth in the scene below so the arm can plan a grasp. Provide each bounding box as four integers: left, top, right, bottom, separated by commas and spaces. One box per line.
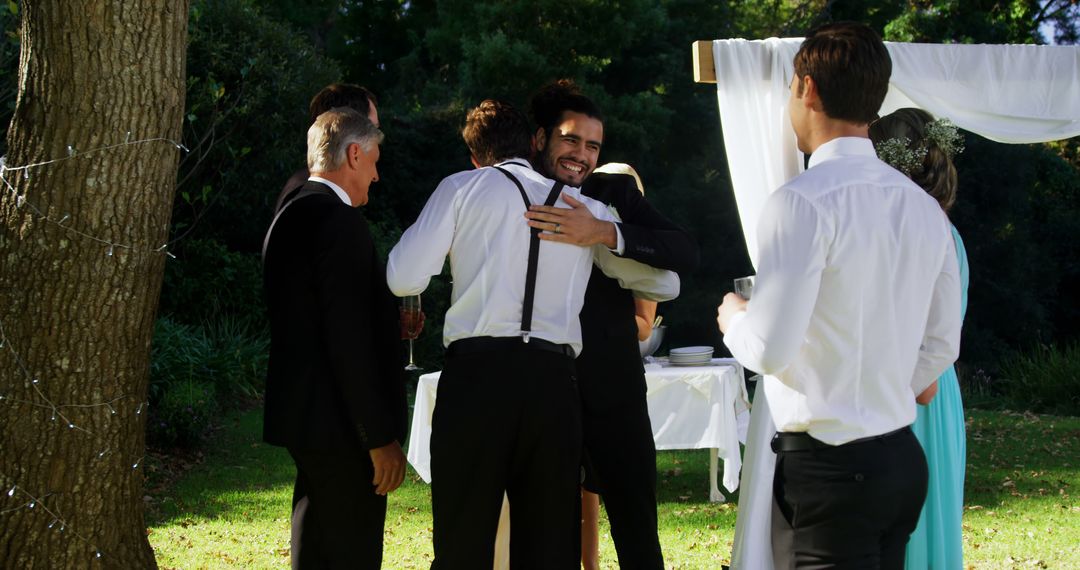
406, 357, 749, 500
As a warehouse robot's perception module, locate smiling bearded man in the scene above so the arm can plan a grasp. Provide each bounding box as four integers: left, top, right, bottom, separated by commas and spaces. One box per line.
525, 80, 699, 570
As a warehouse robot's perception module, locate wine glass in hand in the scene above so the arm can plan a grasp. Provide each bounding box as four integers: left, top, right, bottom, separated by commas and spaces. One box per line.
401, 295, 422, 371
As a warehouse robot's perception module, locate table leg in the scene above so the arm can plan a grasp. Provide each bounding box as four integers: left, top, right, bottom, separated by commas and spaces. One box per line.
709, 448, 725, 503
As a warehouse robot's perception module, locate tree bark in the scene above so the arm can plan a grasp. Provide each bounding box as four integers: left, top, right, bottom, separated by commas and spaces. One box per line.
0, 1, 189, 567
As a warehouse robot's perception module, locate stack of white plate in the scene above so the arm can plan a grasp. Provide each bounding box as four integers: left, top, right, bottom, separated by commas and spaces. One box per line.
668, 346, 714, 366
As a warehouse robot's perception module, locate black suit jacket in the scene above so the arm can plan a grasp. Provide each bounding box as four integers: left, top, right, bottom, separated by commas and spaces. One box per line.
262, 181, 408, 452
577, 172, 699, 406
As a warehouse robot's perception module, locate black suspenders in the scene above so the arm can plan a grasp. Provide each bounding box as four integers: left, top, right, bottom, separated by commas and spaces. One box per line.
493, 166, 564, 342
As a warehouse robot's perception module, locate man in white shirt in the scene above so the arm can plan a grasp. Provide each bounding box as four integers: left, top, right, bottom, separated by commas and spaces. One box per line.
717, 22, 962, 569
387, 100, 679, 569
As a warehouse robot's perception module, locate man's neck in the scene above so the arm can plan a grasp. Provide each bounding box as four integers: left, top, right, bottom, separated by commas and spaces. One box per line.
309, 171, 354, 206
803, 118, 869, 155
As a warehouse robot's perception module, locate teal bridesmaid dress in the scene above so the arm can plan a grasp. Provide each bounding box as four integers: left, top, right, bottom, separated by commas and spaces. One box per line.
905, 225, 969, 569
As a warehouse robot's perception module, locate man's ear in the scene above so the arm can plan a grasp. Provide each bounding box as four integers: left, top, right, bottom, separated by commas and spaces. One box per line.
802, 75, 824, 112
470, 154, 481, 169
347, 142, 362, 168
532, 127, 547, 153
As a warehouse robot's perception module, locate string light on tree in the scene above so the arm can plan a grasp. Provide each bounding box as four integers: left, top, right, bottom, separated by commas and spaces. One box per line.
1, 133, 188, 561
0, 135, 190, 259
0, 477, 103, 560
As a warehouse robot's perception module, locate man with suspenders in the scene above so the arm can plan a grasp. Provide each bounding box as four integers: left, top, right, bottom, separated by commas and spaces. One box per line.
387, 100, 680, 569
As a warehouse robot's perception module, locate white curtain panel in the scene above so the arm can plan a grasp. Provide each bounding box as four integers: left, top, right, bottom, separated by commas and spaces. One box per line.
712, 38, 1080, 266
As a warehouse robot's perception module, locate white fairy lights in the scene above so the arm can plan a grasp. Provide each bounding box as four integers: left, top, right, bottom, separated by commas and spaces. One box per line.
0, 134, 189, 259
0, 477, 103, 560
1, 132, 187, 561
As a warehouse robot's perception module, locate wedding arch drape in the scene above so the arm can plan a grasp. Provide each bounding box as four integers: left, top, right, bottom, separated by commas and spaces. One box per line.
711, 38, 1080, 266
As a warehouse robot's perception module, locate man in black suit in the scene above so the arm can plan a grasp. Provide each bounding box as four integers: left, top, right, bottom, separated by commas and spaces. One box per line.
524, 81, 699, 569
263, 107, 407, 569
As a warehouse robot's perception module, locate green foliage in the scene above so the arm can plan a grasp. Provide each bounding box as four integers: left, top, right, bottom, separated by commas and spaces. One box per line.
949, 135, 1080, 371
148, 317, 269, 448
0, 1, 19, 156
147, 0, 1080, 389
175, 0, 341, 251
159, 238, 265, 327
148, 379, 219, 449
879, 0, 1077, 44
997, 342, 1080, 415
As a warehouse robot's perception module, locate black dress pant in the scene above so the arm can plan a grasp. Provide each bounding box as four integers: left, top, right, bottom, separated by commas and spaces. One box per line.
288, 448, 386, 570
577, 358, 664, 570
430, 345, 582, 570
771, 428, 928, 570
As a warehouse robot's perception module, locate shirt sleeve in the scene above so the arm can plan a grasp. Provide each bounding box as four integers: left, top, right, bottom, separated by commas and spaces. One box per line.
612, 223, 625, 255
591, 246, 681, 301
724, 188, 828, 376
579, 193, 679, 300
910, 233, 962, 394
386, 176, 459, 296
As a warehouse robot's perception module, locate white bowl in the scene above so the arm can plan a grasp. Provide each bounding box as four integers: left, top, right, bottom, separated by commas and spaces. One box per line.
638, 325, 667, 358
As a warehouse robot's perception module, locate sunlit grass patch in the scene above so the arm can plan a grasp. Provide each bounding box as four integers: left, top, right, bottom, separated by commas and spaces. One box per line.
961, 410, 1080, 569
147, 408, 1079, 569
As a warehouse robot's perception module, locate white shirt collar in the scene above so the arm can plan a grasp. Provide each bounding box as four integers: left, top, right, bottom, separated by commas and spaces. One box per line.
494, 158, 534, 170
807, 136, 876, 169
308, 176, 352, 206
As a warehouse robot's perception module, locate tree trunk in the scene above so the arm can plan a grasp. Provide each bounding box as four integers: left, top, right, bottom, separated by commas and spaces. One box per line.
0, 1, 189, 567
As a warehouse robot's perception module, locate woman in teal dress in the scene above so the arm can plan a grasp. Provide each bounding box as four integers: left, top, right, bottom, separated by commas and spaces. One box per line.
871, 108, 969, 569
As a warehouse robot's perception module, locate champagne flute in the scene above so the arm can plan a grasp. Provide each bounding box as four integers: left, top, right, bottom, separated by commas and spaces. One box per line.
402, 295, 422, 371
734, 275, 755, 300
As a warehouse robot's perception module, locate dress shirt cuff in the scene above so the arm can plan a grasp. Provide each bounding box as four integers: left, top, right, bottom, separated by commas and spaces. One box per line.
725, 310, 748, 337
611, 222, 625, 255
722, 310, 756, 370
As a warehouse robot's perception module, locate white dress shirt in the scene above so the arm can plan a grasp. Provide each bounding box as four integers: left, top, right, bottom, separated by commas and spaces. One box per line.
723, 137, 961, 444
307, 176, 351, 206
387, 159, 680, 356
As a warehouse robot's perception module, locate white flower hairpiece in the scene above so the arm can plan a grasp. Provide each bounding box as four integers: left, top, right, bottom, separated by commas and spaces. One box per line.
924, 118, 965, 158
875, 118, 964, 175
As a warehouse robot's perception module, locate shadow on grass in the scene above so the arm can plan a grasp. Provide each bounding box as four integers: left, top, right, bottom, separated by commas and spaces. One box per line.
963, 409, 1079, 508
146, 408, 295, 526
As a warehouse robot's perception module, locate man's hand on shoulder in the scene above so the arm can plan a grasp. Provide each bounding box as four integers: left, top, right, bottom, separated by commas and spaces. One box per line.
525, 193, 618, 248
369, 440, 406, 495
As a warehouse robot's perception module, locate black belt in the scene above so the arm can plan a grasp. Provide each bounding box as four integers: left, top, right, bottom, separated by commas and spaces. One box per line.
447, 336, 575, 359
771, 426, 912, 453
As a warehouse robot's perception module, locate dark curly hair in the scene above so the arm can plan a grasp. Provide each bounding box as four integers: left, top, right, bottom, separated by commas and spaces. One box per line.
528, 79, 603, 137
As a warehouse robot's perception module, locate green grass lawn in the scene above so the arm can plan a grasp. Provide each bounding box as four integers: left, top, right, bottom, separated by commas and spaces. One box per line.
147, 408, 1079, 569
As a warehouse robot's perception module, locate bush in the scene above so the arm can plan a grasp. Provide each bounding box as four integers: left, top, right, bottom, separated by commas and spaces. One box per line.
147, 380, 219, 449
160, 238, 265, 327
147, 317, 269, 448
201, 316, 269, 399
997, 342, 1080, 415
174, 0, 342, 251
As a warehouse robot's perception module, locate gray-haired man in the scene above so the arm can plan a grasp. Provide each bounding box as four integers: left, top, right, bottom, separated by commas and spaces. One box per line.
263, 107, 408, 569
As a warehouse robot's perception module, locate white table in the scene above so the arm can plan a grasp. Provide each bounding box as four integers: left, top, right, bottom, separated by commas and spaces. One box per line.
406, 357, 749, 501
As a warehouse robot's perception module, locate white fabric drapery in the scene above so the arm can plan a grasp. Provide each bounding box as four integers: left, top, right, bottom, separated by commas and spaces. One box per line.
713, 38, 1080, 266
712, 39, 1080, 570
